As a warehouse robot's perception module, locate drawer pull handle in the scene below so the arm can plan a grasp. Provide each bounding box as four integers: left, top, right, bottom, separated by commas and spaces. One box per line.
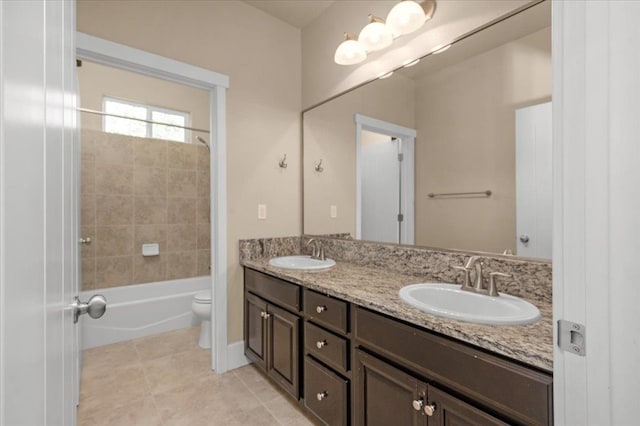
424, 403, 437, 417
316, 340, 327, 349
412, 399, 423, 411
316, 305, 327, 313
316, 391, 328, 401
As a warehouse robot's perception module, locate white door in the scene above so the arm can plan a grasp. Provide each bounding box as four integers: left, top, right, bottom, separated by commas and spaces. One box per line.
515, 101, 552, 259
0, 1, 81, 424
361, 131, 402, 243
554, 1, 640, 424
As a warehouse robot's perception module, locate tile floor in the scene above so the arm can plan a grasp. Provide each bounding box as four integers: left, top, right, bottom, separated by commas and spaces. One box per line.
79, 327, 317, 426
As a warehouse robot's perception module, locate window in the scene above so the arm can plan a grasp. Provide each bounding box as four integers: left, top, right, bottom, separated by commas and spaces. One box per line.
103, 97, 190, 143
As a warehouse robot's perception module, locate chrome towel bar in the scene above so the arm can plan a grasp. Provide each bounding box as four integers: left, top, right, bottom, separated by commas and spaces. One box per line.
428, 190, 492, 198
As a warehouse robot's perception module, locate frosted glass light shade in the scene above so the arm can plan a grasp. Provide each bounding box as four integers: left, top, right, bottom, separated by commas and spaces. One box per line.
358, 21, 393, 52
386, 0, 427, 37
334, 36, 367, 65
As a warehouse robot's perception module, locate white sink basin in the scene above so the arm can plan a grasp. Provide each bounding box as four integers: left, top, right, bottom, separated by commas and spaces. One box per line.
269, 255, 336, 271
399, 283, 540, 325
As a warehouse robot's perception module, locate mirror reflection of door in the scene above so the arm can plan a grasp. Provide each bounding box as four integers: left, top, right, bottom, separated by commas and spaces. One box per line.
358, 121, 416, 245
361, 132, 403, 243
516, 101, 552, 258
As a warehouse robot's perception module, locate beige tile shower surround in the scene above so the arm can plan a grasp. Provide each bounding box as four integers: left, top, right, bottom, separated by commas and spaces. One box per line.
81, 129, 211, 290
79, 327, 314, 426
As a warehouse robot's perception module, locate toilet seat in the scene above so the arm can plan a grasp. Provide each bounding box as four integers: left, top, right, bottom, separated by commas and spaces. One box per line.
194, 290, 212, 303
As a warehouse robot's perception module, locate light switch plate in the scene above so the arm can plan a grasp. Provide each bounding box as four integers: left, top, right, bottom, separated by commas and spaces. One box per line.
258, 204, 267, 220
330, 205, 337, 218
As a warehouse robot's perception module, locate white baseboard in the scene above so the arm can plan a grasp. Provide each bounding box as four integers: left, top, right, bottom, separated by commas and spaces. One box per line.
226, 340, 251, 371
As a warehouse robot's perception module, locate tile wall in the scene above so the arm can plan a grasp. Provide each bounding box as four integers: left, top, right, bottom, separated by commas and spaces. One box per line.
81, 129, 211, 290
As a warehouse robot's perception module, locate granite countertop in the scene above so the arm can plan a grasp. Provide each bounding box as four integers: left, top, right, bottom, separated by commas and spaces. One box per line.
241, 258, 553, 373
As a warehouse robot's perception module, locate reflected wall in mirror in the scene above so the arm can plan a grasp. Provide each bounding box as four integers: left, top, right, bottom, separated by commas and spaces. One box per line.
303, 1, 552, 260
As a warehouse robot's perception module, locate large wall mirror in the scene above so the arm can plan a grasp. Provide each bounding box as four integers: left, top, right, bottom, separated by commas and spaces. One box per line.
303, 1, 551, 260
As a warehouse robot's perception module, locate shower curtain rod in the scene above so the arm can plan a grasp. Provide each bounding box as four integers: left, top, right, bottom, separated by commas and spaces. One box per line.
77, 107, 210, 134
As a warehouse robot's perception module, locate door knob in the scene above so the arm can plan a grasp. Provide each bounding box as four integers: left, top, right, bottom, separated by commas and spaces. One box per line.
519, 234, 530, 243
72, 294, 106, 324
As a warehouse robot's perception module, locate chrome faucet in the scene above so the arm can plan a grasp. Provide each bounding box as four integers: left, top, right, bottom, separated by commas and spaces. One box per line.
452, 256, 511, 297
306, 238, 326, 261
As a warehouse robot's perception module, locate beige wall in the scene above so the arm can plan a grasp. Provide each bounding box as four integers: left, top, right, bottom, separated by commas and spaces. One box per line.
302, 0, 532, 109
77, 0, 302, 344
304, 74, 415, 235
81, 129, 211, 290
78, 60, 210, 138
415, 27, 551, 253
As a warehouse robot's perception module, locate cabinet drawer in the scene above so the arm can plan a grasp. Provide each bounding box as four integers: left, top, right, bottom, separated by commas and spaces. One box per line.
245, 268, 300, 312
304, 356, 348, 426
305, 321, 349, 373
354, 307, 553, 426
304, 289, 349, 334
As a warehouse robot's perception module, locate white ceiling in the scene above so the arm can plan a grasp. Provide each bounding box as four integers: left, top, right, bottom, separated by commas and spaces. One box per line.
243, 0, 336, 29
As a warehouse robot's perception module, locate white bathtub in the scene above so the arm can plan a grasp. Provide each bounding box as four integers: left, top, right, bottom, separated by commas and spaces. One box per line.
80, 276, 210, 349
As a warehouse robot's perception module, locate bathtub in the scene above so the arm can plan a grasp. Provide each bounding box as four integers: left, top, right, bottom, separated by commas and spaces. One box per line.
80, 276, 210, 349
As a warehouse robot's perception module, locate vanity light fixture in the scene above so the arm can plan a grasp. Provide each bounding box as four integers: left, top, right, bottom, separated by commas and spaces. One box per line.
386, 0, 436, 37
334, 1, 436, 66
358, 15, 393, 52
334, 33, 367, 65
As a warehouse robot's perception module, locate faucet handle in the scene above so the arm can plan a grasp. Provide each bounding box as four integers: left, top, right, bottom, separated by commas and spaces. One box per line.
452, 265, 472, 288
488, 272, 511, 297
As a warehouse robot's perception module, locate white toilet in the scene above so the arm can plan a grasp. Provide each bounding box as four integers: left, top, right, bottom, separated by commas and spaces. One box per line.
192, 290, 212, 349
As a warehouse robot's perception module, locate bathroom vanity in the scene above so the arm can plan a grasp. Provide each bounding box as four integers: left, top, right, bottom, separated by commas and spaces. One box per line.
242, 253, 553, 426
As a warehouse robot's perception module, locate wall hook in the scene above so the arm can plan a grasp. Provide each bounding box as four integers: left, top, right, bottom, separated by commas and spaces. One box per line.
314, 159, 324, 172
279, 154, 288, 169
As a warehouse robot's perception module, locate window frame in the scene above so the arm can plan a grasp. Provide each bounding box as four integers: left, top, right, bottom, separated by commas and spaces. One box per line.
102, 96, 191, 142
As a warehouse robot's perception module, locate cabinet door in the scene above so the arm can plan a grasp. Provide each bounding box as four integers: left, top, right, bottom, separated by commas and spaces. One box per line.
245, 292, 268, 371
267, 303, 300, 399
427, 386, 508, 426
354, 349, 427, 426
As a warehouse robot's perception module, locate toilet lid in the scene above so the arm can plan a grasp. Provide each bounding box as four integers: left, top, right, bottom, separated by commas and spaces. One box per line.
194, 290, 212, 303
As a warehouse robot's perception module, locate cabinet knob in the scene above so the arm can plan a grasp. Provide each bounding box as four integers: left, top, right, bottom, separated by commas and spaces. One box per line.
424, 403, 436, 417
412, 399, 424, 411
260, 311, 270, 319
316, 305, 327, 313
316, 391, 328, 401
316, 340, 327, 349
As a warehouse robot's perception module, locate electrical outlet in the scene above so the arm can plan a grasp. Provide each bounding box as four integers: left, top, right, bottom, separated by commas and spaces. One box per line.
258, 204, 267, 220
330, 205, 337, 218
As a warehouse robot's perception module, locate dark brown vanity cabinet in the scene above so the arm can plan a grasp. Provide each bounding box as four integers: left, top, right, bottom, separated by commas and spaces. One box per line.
244, 269, 301, 399
354, 349, 507, 426
354, 307, 553, 425
243, 268, 553, 425
303, 290, 351, 425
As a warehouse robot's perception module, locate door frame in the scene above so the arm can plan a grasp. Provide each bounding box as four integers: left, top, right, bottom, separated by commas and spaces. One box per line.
354, 113, 416, 244
76, 33, 231, 373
